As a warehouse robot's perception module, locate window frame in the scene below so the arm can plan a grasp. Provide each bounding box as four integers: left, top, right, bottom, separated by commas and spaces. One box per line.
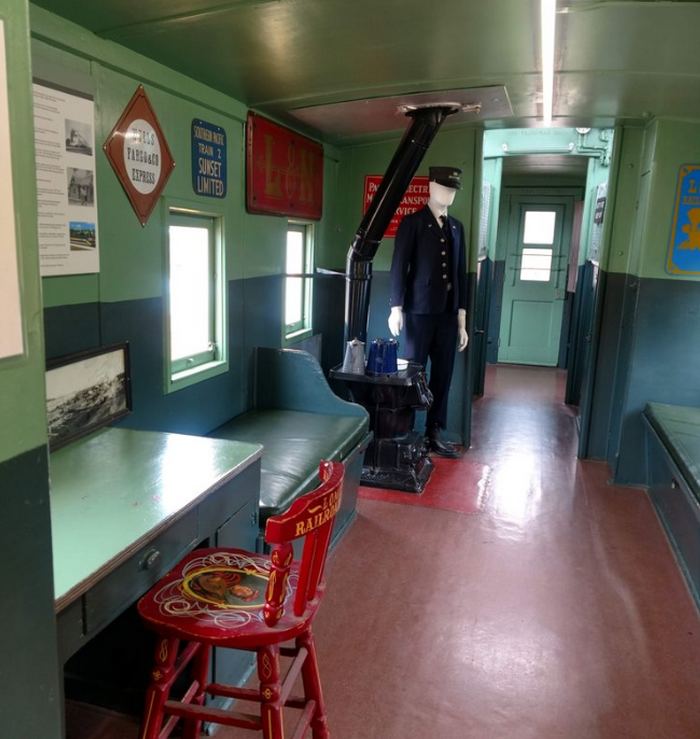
163, 202, 228, 394
284, 221, 314, 342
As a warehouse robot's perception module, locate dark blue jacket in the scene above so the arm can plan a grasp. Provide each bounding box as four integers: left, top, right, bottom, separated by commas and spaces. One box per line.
389, 206, 468, 314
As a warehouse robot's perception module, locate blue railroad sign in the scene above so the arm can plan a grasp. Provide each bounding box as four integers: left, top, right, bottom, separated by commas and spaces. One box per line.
668, 164, 700, 274
191, 119, 226, 198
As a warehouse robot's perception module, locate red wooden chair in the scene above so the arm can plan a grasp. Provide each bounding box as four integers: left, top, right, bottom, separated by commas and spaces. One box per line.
137, 460, 344, 739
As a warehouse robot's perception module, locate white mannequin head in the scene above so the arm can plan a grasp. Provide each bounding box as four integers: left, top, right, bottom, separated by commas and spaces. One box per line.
428, 180, 457, 210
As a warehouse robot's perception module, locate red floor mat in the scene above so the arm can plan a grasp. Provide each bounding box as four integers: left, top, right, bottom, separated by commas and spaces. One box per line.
358, 456, 489, 514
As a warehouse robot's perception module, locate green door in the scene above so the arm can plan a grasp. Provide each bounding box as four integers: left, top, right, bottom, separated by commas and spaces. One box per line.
498, 198, 571, 366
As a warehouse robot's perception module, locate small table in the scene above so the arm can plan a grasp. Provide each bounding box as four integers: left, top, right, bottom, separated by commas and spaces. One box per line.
51, 427, 263, 663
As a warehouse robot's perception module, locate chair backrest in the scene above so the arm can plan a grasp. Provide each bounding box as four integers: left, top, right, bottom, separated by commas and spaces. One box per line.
262, 460, 344, 626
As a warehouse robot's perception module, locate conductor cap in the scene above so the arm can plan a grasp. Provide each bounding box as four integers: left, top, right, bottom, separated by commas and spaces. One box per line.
429, 166, 462, 190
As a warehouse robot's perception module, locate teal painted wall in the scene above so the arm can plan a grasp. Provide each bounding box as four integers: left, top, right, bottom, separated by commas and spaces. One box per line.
31, 4, 341, 303
0, 1, 62, 736
31, 5, 345, 436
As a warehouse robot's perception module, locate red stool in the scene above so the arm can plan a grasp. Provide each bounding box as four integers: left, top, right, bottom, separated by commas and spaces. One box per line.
137, 460, 344, 739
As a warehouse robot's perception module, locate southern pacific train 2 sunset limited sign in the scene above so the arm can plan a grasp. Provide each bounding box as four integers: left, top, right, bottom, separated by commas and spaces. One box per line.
246, 112, 323, 220
103, 85, 175, 226
191, 119, 226, 198
363, 175, 429, 238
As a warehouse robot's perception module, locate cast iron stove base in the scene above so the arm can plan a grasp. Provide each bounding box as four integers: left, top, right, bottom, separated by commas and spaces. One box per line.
330, 363, 434, 494
361, 432, 434, 494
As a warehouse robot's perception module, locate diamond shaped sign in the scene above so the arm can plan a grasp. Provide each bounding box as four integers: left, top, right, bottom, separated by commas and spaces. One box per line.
103, 85, 175, 226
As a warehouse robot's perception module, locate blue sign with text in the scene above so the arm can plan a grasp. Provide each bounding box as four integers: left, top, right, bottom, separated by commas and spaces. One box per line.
191, 119, 226, 198
668, 164, 700, 274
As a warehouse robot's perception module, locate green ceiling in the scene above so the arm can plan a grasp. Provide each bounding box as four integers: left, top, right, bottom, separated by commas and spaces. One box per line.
29, 0, 700, 141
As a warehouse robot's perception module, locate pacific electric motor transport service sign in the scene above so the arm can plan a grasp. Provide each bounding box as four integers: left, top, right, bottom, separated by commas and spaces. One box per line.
363, 175, 429, 238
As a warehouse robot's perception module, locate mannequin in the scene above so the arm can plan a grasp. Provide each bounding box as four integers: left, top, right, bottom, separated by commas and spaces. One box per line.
388, 166, 468, 457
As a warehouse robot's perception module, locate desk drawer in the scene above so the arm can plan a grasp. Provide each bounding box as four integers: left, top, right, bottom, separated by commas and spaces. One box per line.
84, 510, 198, 636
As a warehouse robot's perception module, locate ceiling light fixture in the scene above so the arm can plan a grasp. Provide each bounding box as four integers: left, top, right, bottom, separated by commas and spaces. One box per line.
541, 0, 556, 126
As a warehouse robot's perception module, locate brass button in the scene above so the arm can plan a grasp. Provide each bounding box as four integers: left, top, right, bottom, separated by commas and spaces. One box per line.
440, 238, 445, 243
441, 251, 446, 256
442, 263, 447, 268
443, 274, 447, 279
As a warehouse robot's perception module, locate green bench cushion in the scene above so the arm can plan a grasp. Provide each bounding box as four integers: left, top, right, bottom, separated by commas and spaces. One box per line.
644, 402, 700, 502
209, 409, 369, 520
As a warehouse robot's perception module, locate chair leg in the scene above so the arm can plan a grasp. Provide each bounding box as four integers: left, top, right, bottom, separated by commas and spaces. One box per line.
140, 637, 180, 739
258, 645, 284, 739
182, 643, 211, 739
297, 628, 329, 739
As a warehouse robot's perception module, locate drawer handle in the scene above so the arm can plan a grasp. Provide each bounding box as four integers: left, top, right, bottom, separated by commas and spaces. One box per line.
141, 549, 161, 570
671, 478, 679, 490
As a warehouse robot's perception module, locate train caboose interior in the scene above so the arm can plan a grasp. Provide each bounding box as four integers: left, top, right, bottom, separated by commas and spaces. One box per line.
2, 1, 700, 737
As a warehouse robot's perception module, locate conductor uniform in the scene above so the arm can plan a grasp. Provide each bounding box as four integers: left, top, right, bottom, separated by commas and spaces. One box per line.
389, 169, 467, 442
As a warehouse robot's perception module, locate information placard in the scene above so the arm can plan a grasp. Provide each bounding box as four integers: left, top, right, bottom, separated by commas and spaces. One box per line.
362, 175, 429, 239
0, 21, 24, 358
191, 119, 226, 198
667, 164, 700, 275
246, 112, 323, 219
103, 85, 175, 226
33, 81, 100, 277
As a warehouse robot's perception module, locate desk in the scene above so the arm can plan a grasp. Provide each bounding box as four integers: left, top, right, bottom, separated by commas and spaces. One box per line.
51, 427, 262, 664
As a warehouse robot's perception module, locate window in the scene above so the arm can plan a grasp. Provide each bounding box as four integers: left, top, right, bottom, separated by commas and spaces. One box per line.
523, 210, 556, 244
520, 247, 553, 281
165, 209, 226, 391
285, 222, 313, 338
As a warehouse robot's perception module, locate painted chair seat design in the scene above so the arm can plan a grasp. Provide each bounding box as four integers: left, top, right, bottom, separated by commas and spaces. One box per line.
137, 460, 344, 739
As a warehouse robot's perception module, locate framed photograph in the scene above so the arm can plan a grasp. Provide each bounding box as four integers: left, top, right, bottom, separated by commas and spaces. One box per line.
46, 343, 132, 450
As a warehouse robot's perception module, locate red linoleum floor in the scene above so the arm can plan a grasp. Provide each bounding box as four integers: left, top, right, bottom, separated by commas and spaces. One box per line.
67, 364, 700, 739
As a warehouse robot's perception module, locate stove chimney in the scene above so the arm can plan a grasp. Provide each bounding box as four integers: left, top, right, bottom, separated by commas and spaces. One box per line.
343, 105, 459, 345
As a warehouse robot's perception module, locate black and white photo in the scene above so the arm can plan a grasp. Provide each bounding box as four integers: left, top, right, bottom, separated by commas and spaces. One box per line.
46, 343, 131, 449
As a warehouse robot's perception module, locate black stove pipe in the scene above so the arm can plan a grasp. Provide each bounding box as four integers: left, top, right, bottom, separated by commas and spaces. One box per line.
344, 105, 459, 345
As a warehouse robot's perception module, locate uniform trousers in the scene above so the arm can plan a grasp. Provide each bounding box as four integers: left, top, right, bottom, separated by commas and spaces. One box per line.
404, 311, 458, 431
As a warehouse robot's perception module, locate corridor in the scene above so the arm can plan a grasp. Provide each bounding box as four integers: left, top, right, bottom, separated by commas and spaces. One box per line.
68, 365, 700, 739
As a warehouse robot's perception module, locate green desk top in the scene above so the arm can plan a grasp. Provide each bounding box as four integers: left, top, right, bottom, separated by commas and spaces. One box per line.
50, 427, 262, 612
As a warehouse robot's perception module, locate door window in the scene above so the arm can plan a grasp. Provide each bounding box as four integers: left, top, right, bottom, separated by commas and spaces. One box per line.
523, 210, 556, 244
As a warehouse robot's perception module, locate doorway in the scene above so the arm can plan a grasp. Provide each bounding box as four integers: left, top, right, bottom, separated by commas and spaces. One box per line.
498, 195, 574, 366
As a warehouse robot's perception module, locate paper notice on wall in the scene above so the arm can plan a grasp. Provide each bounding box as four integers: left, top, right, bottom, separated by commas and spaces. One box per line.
33, 82, 100, 276
0, 21, 24, 359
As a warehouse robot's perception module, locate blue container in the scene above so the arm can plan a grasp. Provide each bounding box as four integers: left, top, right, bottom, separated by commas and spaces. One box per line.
366, 338, 398, 375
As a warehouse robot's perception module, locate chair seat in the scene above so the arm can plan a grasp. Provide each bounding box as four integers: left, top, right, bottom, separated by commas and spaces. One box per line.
138, 547, 322, 648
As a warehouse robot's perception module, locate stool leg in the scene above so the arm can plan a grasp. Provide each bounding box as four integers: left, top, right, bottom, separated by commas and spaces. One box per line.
298, 629, 329, 739
140, 637, 180, 739
258, 645, 284, 739
183, 643, 211, 739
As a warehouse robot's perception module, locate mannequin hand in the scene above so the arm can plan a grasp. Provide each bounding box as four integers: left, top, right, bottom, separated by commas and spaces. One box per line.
457, 309, 468, 352
388, 306, 404, 337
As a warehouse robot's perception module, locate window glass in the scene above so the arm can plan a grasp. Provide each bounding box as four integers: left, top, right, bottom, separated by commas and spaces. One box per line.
285, 223, 313, 336
165, 209, 226, 391
169, 224, 211, 361
523, 210, 556, 244
520, 247, 553, 282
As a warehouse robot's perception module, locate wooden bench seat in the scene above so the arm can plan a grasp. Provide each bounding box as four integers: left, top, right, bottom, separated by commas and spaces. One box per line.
643, 402, 700, 606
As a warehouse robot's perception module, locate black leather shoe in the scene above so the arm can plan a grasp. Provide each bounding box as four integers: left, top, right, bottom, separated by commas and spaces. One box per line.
426, 428, 461, 458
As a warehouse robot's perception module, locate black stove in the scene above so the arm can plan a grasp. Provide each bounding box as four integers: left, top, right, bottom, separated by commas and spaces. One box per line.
330, 362, 434, 493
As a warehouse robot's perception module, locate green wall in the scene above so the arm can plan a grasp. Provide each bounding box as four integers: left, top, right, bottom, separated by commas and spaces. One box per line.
638, 118, 700, 280
0, 1, 61, 736
0, 4, 48, 460
31, 4, 341, 311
